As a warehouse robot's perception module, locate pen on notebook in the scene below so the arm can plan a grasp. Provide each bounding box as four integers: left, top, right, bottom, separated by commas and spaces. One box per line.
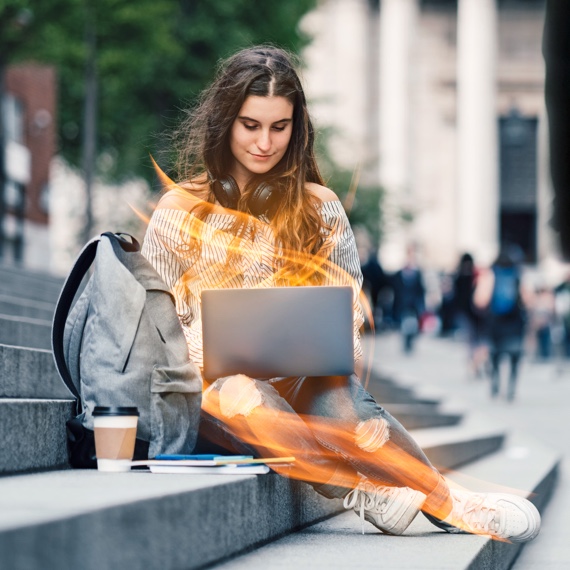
155, 454, 253, 461
214, 456, 295, 465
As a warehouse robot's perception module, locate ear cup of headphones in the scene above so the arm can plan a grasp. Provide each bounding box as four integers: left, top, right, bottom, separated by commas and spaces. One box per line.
211, 173, 282, 220
212, 175, 241, 210
248, 182, 281, 220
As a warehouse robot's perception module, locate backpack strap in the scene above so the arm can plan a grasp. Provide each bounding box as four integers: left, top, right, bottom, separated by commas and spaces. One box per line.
51, 232, 140, 412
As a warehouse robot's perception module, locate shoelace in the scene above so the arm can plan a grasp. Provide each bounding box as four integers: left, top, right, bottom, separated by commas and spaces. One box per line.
343, 482, 395, 534
452, 493, 502, 537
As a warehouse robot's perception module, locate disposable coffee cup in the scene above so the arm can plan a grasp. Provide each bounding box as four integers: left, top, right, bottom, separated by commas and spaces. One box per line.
93, 406, 139, 472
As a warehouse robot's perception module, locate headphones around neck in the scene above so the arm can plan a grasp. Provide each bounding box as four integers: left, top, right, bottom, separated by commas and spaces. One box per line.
210, 174, 282, 221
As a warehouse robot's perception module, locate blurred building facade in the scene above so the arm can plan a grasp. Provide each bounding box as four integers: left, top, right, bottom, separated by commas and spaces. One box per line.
0, 64, 56, 271
302, 0, 552, 271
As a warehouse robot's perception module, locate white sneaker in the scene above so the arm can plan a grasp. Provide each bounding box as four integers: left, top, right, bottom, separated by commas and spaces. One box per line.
444, 489, 541, 543
343, 479, 426, 535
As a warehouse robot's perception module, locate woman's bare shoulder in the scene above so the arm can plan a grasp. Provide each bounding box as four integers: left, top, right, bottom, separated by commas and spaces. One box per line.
305, 182, 340, 202
156, 180, 209, 212
156, 189, 199, 212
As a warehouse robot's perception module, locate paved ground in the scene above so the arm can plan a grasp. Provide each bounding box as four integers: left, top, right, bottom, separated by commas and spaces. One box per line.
365, 331, 570, 569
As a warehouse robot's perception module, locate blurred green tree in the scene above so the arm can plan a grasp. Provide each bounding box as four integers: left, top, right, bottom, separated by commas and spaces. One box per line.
2, 0, 316, 182
325, 168, 384, 249
316, 130, 384, 247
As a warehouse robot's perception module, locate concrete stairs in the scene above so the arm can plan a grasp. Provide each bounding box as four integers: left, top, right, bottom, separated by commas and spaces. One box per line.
213, 435, 558, 570
0, 264, 64, 303
0, 314, 52, 349
0, 264, 561, 569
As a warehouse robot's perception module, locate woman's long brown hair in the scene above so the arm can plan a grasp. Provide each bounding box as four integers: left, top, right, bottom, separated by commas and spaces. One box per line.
168, 46, 329, 280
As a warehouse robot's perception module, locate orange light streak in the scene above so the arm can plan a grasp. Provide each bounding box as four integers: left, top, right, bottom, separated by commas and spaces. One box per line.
146, 157, 375, 374
341, 162, 361, 215
141, 160, 533, 541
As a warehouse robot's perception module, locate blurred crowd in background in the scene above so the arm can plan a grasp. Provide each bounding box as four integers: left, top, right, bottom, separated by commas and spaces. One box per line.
358, 235, 570, 396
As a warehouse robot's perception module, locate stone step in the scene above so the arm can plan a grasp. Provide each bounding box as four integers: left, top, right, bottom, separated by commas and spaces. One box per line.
0, 314, 52, 350
0, 432, 556, 570
383, 401, 442, 414
0, 344, 70, 399
0, 399, 74, 474
210, 435, 560, 570
412, 413, 505, 471
0, 284, 61, 305
0, 334, 499, 481
0, 470, 341, 570
0, 292, 55, 320
0, 266, 63, 303
356, 373, 442, 407
0, 389, 501, 476
366, 382, 431, 404
383, 402, 463, 430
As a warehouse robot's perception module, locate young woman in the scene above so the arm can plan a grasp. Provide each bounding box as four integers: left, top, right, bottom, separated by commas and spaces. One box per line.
142, 45, 540, 541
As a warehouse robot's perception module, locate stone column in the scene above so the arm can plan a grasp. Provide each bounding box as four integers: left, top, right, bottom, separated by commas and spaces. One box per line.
378, 0, 419, 268
301, 0, 369, 170
330, 0, 370, 168
456, 0, 498, 264
536, 103, 557, 264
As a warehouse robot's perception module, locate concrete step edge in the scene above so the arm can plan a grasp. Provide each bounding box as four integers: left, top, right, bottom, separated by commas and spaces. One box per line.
0, 316, 53, 350
0, 302, 55, 320
0, 399, 74, 474
0, 313, 52, 326
0, 293, 55, 311
0, 344, 69, 400
411, 419, 506, 471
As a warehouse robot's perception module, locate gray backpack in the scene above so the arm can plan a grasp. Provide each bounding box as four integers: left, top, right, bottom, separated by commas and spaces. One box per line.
52, 232, 202, 466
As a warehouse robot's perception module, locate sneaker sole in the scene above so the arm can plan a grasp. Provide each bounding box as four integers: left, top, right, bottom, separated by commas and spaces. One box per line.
365, 490, 427, 536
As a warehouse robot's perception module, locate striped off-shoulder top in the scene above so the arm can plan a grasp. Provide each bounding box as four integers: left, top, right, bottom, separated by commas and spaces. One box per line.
141, 199, 364, 370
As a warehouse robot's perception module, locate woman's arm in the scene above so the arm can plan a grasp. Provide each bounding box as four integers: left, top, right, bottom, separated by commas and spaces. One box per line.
316, 197, 365, 362
141, 203, 197, 347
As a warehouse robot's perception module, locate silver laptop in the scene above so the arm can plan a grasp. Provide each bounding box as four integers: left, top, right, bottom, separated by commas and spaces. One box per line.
201, 286, 354, 380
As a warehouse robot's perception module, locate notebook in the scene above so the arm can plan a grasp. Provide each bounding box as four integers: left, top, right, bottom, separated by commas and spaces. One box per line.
130, 454, 292, 475
149, 464, 270, 475
201, 286, 354, 380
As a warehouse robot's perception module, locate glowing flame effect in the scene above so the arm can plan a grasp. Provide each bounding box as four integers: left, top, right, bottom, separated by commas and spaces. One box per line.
137, 159, 536, 540
144, 157, 376, 384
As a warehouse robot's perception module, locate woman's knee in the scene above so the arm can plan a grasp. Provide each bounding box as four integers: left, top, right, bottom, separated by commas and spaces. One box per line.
309, 375, 393, 452
205, 374, 265, 419
354, 417, 391, 452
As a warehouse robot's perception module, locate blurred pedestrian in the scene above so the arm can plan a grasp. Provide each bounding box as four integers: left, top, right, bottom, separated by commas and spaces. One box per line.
355, 228, 388, 330
392, 245, 426, 353
475, 245, 528, 401
453, 253, 488, 378
361, 251, 388, 330
438, 273, 456, 337
529, 284, 555, 360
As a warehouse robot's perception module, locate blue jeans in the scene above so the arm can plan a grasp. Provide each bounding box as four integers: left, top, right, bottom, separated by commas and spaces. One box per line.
199, 374, 452, 521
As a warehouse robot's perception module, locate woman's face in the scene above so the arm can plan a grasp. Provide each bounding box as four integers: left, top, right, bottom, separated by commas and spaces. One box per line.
229, 95, 294, 186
